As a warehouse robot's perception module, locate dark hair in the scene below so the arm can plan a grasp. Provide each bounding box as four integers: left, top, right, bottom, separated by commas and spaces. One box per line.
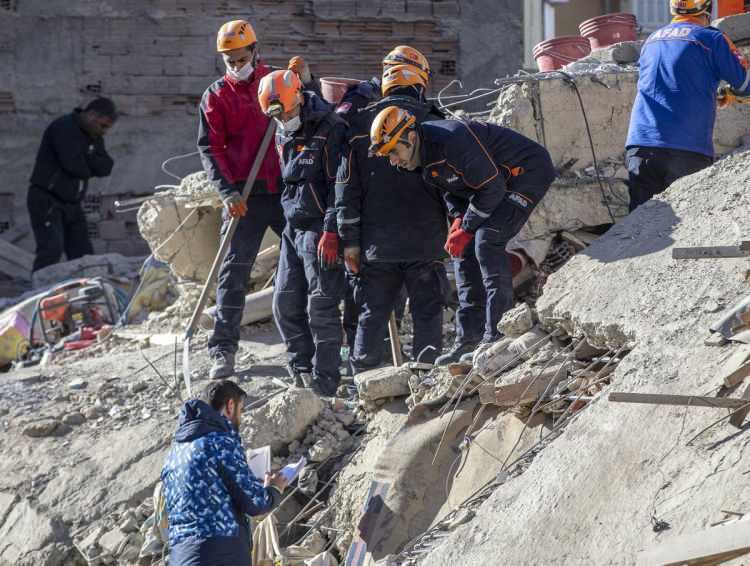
202, 380, 247, 411
84, 97, 117, 120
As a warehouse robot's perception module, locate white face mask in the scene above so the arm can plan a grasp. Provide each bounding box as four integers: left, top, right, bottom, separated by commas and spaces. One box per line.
274, 115, 301, 134
225, 60, 254, 82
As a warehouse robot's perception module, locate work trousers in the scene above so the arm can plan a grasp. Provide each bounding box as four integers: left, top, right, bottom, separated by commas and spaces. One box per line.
454, 201, 534, 344
272, 224, 346, 396
626, 146, 713, 212
209, 194, 285, 356
351, 261, 447, 374
27, 185, 93, 272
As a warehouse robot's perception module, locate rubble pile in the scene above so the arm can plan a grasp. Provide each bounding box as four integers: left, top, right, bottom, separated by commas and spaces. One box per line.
415, 149, 750, 565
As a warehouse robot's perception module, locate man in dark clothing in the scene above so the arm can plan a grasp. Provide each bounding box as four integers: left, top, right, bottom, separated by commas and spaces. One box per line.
370, 109, 555, 361
335, 79, 409, 367
625, 0, 750, 211
161, 380, 287, 566
258, 69, 347, 396
336, 47, 449, 374
199, 20, 286, 379
27, 97, 116, 272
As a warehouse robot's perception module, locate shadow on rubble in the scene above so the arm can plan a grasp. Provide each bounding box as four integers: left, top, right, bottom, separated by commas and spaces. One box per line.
581, 201, 680, 263
236, 364, 290, 380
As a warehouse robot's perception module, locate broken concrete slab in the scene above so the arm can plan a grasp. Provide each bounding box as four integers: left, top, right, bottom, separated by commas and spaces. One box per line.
137, 172, 280, 285
242, 388, 325, 453
354, 366, 413, 402
489, 71, 639, 172
714, 12, 750, 43
473, 327, 549, 379
0, 498, 69, 565
31, 253, 144, 289
498, 303, 534, 339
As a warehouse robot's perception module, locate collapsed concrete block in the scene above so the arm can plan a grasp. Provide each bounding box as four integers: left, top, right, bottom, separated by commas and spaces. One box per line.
489, 62, 750, 175
488, 71, 639, 172
714, 12, 750, 42
473, 326, 548, 378
242, 388, 325, 453
498, 303, 534, 339
354, 366, 413, 402
137, 171, 279, 284
564, 41, 643, 72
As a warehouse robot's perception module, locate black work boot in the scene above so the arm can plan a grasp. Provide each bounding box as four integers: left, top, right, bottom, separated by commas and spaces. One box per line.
434, 340, 480, 366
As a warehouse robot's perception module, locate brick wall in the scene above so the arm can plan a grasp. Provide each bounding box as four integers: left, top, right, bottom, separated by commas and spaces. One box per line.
0, 0, 518, 258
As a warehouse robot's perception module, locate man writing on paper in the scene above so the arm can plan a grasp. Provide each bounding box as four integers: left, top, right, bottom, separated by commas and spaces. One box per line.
161, 380, 288, 566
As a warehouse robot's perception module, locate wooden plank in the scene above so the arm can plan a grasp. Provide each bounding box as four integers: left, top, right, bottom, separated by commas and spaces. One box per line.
729, 383, 750, 428
672, 241, 750, 260
722, 349, 750, 388
637, 520, 750, 565
0, 239, 33, 278
609, 392, 750, 409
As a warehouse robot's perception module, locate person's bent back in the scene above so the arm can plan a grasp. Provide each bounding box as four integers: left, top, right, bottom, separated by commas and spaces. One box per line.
161, 380, 286, 565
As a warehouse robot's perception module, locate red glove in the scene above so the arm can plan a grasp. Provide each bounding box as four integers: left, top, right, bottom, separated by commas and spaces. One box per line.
444, 228, 474, 258
449, 216, 463, 234
222, 193, 248, 218
317, 231, 339, 268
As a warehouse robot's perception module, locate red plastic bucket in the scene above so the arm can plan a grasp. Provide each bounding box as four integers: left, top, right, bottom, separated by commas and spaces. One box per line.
579, 12, 637, 49
320, 77, 363, 105
532, 36, 592, 72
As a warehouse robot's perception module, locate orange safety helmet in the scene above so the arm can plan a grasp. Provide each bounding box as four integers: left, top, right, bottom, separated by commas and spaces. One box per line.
258, 70, 304, 116
369, 106, 417, 156
670, 0, 712, 15
381, 64, 428, 96
217, 20, 258, 53
382, 45, 431, 82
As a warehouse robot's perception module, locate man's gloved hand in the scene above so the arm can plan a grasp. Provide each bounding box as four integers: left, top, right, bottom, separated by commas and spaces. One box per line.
343, 246, 361, 274
289, 56, 312, 85
318, 231, 339, 268
222, 192, 247, 218
449, 216, 464, 235
444, 229, 474, 258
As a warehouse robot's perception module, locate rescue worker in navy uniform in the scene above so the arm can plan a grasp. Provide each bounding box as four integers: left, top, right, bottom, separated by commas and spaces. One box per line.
28, 97, 116, 272
258, 69, 347, 396
625, 0, 750, 211
370, 107, 555, 361
336, 46, 449, 374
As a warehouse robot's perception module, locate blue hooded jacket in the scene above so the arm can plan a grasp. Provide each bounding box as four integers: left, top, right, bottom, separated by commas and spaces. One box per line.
627, 17, 750, 157
161, 399, 280, 566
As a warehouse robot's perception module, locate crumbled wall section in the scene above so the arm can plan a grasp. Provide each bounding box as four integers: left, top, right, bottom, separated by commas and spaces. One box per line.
488, 72, 640, 172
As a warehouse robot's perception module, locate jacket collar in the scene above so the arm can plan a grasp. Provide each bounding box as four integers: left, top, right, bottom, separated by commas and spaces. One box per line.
671, 15, 709, 26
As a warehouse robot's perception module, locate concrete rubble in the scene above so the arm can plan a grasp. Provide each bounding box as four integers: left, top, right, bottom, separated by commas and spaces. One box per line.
1, 11, 749, 566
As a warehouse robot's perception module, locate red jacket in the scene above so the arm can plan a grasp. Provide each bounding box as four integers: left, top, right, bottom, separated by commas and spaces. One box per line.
198, 64, 281, 199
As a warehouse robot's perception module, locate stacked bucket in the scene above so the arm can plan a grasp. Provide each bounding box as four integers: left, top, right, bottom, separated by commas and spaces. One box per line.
533, 12, 638, 72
